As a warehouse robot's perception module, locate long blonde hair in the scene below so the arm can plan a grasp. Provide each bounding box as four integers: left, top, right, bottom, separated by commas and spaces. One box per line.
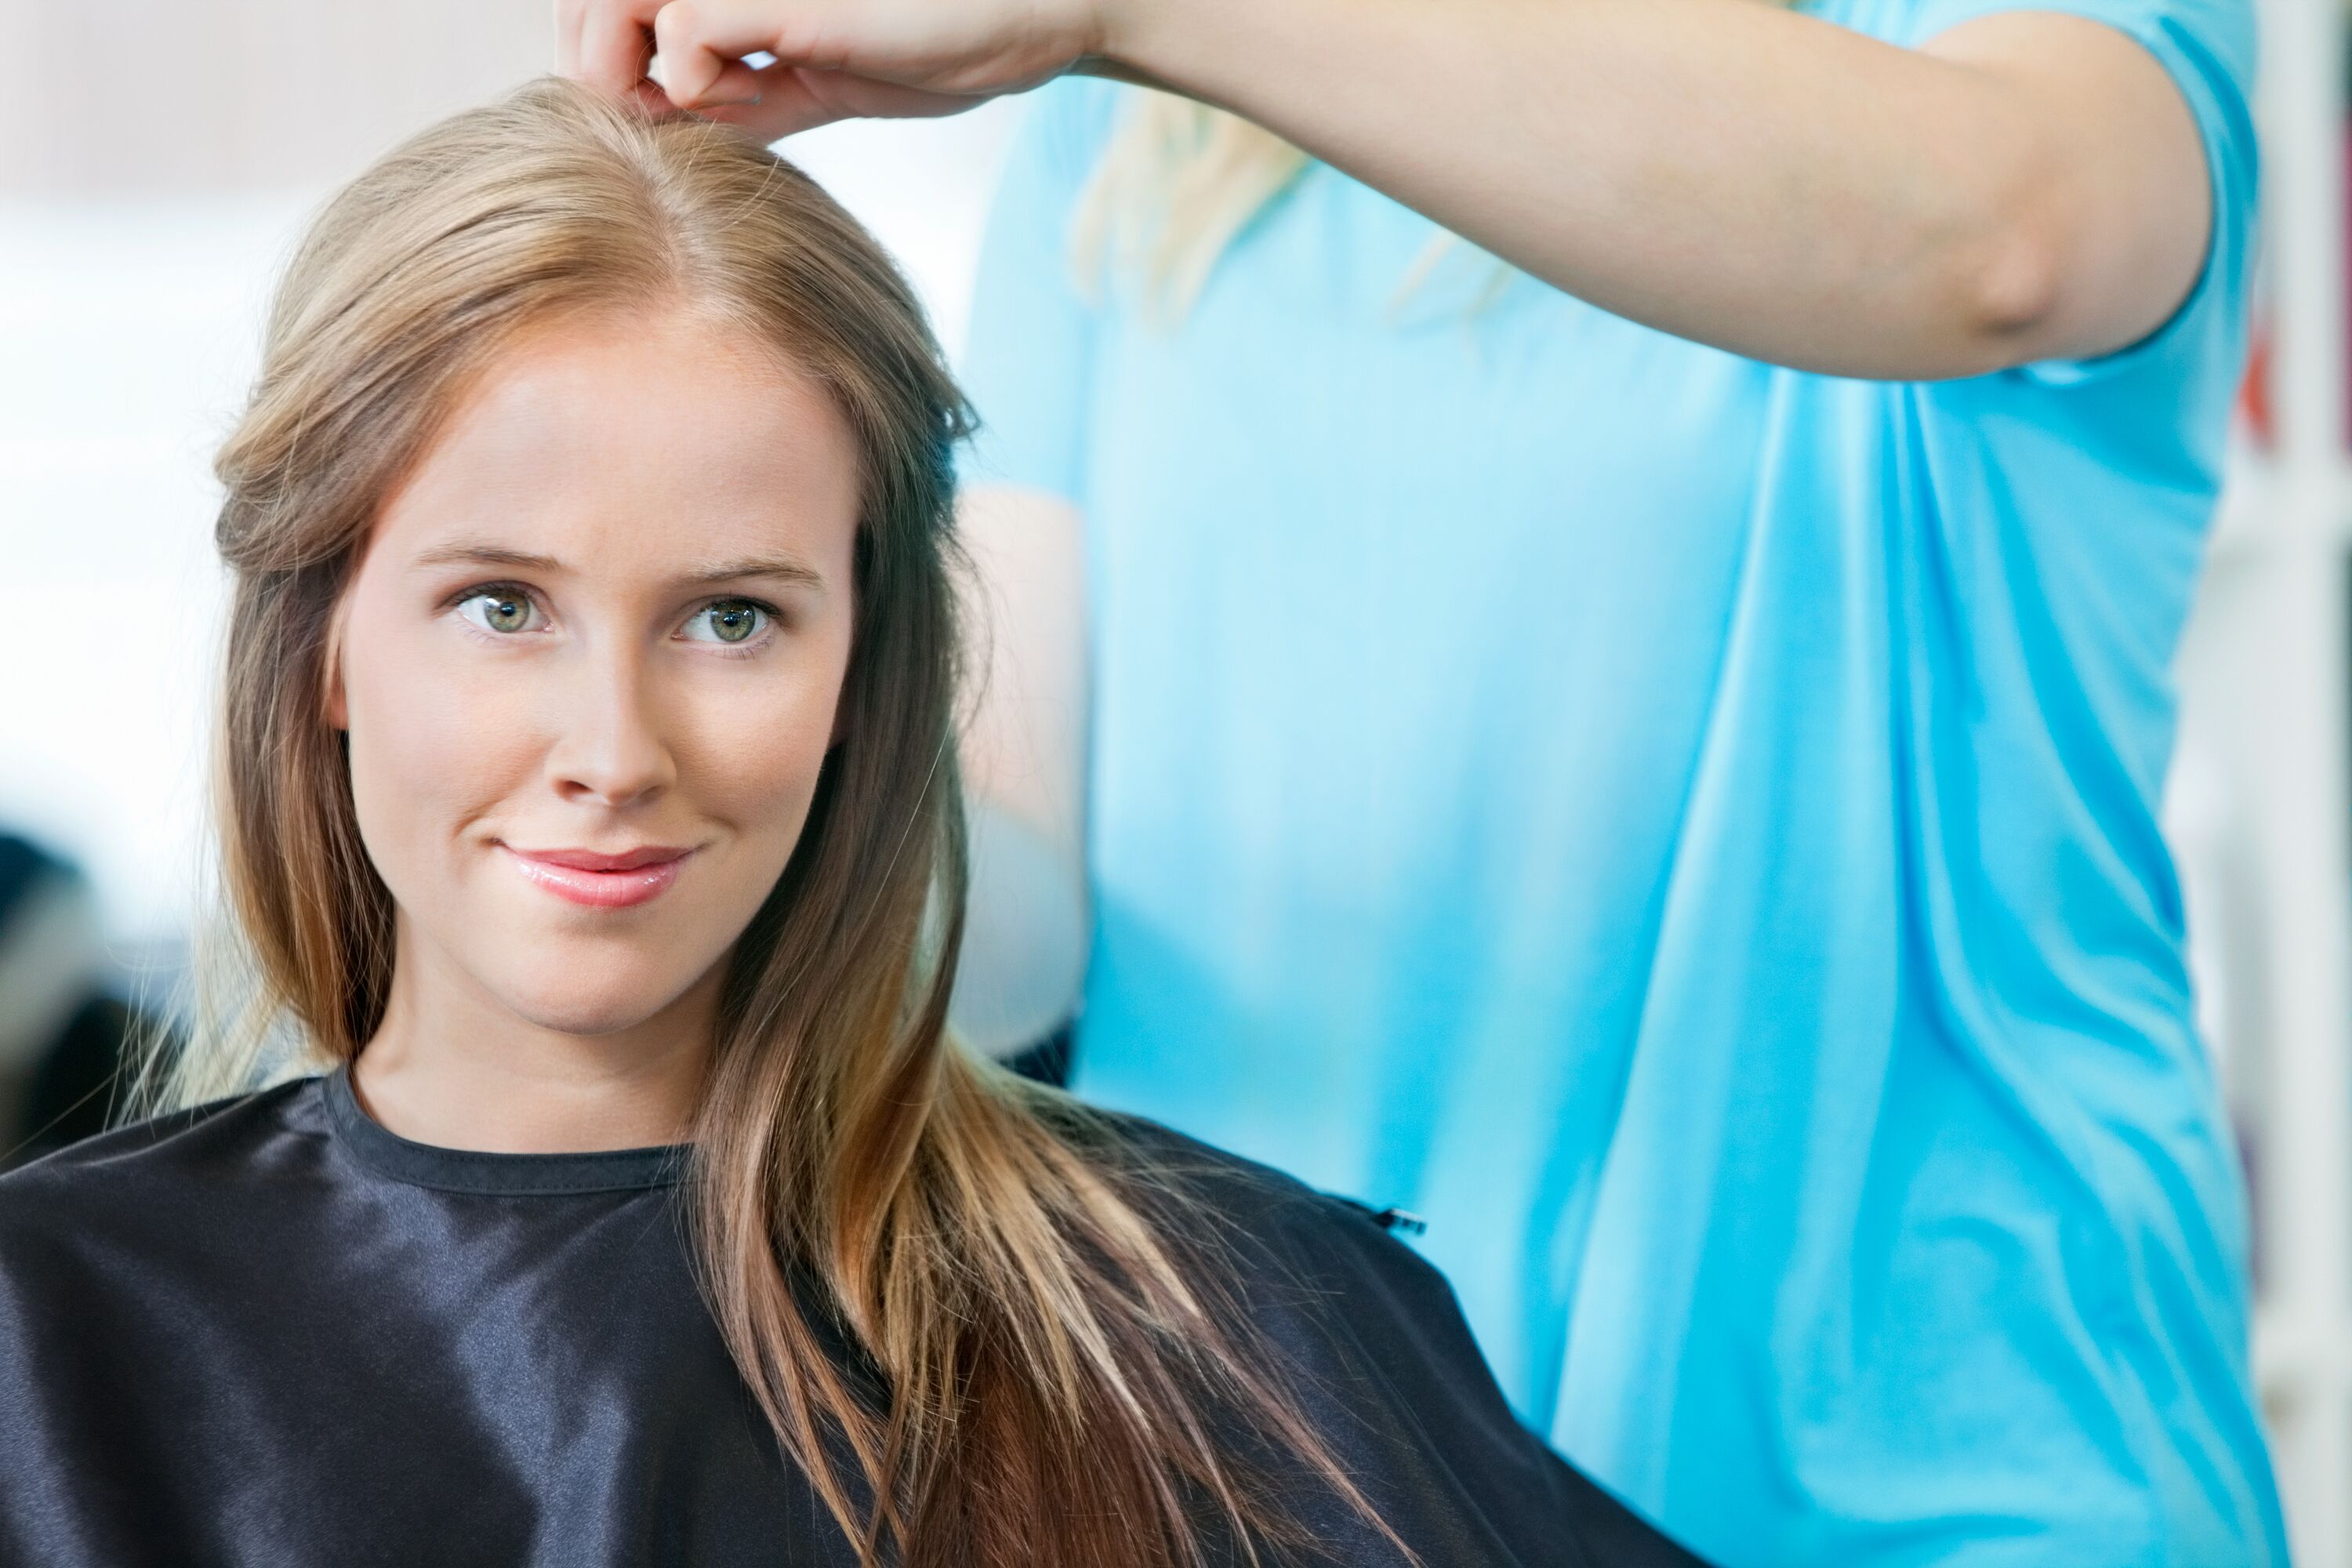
169, 78, 1390, 1568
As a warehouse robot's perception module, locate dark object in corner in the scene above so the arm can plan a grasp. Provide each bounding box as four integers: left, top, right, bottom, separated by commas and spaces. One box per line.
16, 996, 164, 1167
1004, 1022, 1074, 1087
0, 830, 177, 1172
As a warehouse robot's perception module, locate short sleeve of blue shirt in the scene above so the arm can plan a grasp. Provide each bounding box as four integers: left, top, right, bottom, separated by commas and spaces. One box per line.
1901, 0, 2257, 393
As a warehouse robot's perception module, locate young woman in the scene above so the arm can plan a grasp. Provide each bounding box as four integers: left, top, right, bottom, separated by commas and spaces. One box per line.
0, 79, 1700, 1568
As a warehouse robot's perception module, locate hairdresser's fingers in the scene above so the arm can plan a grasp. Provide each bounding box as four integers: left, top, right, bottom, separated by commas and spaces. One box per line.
652, 1, 796, 108
653, 0, 1091, 107
786, 67, 988, 122
655, 52, 769, 107
698, 64, 985, 139
688, 63, 866, 140
692, 74, 837, 140
561, 10, 694, 118
630, 77, 683, 117
572, 0, 666, 96
564, 0, 763, 116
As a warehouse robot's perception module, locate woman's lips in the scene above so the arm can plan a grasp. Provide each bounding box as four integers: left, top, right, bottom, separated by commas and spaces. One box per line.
499, 844, 693, 909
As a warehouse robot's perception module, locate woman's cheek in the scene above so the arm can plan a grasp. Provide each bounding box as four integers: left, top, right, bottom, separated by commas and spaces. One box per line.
345, 622, 543, 903
686, 677, 837, 826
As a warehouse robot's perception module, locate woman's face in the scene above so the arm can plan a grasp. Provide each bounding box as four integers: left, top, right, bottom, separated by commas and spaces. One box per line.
328, 309, 862, 1039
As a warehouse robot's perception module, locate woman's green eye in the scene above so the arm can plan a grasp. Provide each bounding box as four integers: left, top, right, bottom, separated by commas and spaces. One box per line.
459, 589, 543, 636
690, 600, 769, 645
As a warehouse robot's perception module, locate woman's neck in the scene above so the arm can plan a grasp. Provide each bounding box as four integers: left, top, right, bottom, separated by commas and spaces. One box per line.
350, 930, 717, 1154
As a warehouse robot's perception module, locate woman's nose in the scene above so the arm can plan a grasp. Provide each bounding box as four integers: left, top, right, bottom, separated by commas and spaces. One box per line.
544, 647, 677, 811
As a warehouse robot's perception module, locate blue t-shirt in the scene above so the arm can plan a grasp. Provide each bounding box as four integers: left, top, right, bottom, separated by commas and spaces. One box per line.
956, 2, 2282, 1561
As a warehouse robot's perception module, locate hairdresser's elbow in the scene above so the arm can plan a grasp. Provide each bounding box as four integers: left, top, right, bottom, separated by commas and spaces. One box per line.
1962, 212, 2067, 361
1857, 181, 2066, 379
1930, 137, 2077, 375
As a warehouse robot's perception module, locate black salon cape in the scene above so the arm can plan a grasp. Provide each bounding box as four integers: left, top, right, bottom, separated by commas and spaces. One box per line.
0, 1069, 1704, 1568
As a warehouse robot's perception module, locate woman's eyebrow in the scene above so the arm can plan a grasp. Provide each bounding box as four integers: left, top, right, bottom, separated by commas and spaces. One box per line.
412, 542, 562, 572
679, 554, 826, 590
408, 544, 823, 590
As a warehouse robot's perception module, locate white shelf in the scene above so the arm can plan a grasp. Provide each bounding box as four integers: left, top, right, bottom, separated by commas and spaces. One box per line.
2204, 448, 2352, 567
2259, 1308, 2352, 1404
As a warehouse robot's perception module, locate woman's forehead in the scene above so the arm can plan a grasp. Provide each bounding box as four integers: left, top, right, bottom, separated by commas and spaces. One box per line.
369, 313, 860, 586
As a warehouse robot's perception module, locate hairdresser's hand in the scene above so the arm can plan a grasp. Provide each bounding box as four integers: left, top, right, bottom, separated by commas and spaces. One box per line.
558, 0, 1112, 139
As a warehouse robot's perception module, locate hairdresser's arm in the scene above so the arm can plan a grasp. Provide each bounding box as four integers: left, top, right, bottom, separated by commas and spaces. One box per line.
562, 0, 2213, 379
945, 486, 1091, 1057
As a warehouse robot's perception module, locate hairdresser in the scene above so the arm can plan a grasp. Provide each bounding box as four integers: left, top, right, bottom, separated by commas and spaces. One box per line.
564, 0, 2279, 1560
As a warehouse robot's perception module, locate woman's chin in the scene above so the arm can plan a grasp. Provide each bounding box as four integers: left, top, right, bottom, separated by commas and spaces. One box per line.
488, 956, 711, 1040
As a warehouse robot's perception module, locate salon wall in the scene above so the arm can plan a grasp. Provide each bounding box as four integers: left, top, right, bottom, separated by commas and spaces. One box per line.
2, 1, 557, 195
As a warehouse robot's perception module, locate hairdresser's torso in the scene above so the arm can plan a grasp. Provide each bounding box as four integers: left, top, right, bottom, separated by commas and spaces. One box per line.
957, 0, 2281, 1559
